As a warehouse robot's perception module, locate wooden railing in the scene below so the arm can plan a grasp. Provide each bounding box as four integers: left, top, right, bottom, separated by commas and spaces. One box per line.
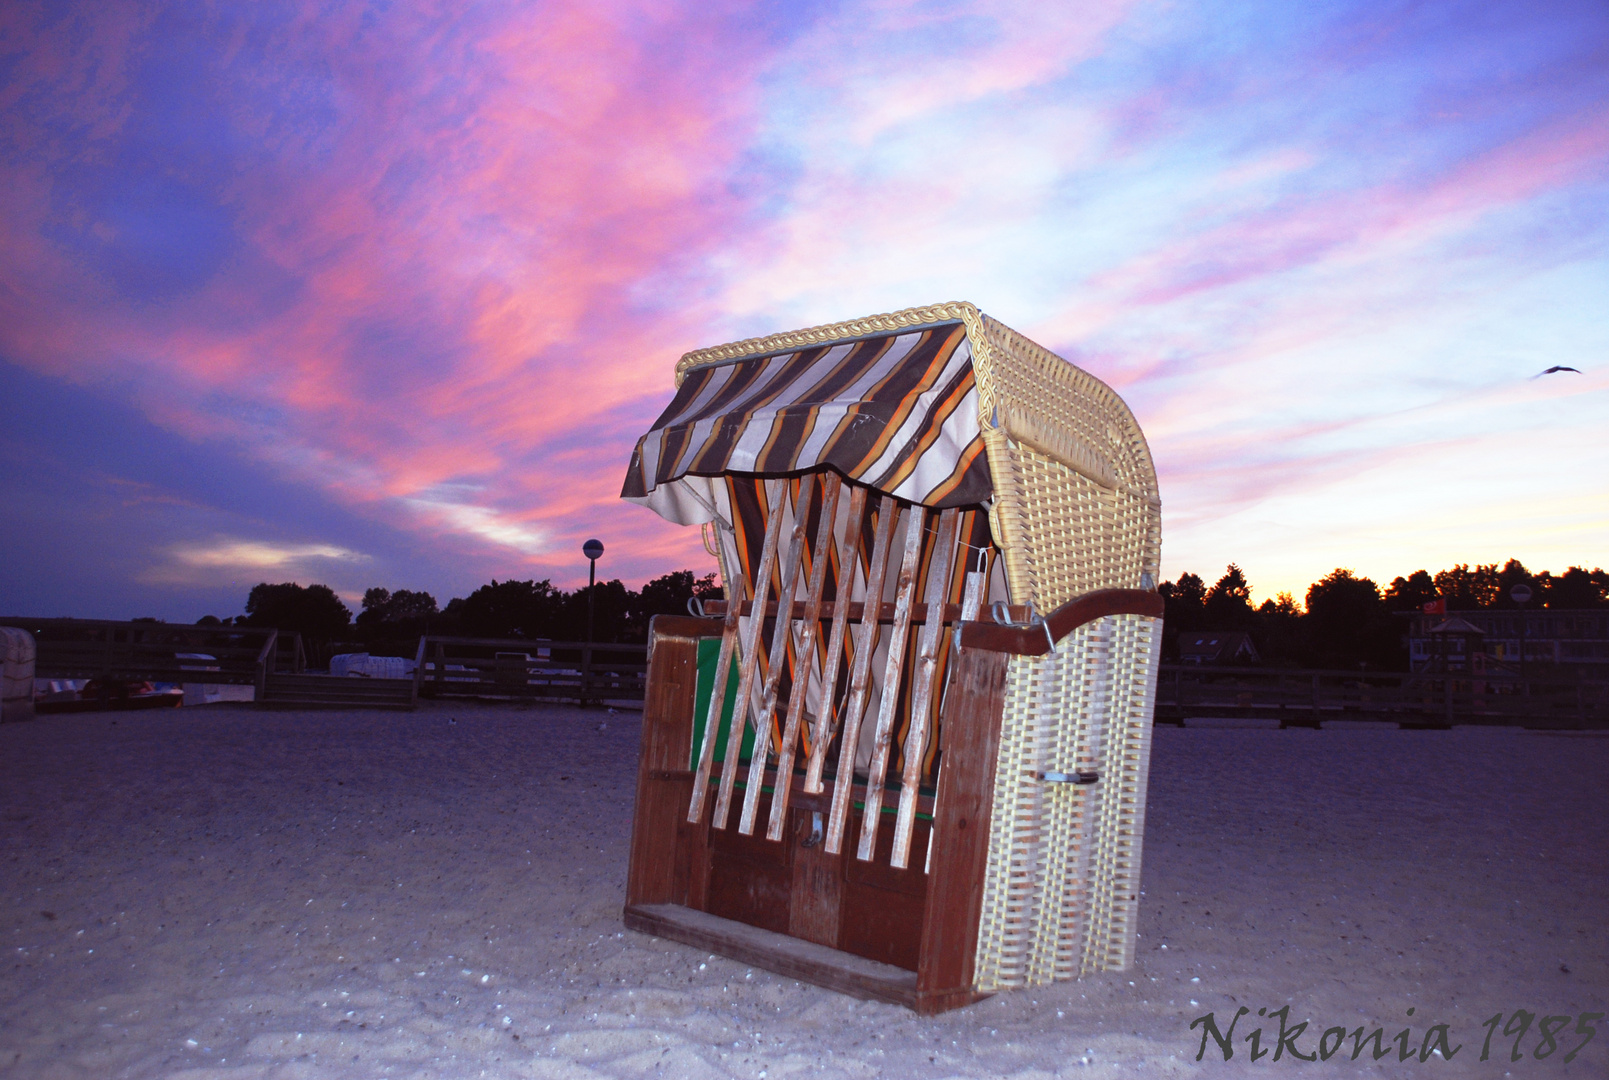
1155, 664, 1608, 728
5, 617, 305, 693
416, 636, 647, 703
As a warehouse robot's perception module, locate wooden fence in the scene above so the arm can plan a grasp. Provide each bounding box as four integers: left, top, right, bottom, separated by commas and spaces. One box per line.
11, 615, 1600, 724
1155, 664, 1608, 728
415, 637, 648, 703
5, 617, 305, 702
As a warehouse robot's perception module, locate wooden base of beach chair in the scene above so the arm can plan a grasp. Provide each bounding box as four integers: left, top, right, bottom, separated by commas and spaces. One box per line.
623, 902, 990, 1014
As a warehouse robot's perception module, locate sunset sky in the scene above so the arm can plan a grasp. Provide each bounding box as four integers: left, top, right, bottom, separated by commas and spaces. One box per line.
1, 0, 1605, 621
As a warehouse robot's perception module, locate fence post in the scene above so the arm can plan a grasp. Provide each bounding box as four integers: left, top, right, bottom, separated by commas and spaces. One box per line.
256, 630, 278, 702
412, 636, 427, 706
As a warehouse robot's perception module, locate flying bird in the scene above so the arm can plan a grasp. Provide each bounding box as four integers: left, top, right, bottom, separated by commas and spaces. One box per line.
1531, 365, 1581, 378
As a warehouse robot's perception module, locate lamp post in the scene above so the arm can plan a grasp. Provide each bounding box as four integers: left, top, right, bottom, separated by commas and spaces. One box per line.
582, 539, 604, 703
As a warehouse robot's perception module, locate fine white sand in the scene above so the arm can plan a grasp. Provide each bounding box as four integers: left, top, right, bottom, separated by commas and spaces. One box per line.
2, 704, 1604, 1079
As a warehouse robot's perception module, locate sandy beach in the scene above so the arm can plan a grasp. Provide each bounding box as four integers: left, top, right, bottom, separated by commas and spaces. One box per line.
2, 703, 1604, 1079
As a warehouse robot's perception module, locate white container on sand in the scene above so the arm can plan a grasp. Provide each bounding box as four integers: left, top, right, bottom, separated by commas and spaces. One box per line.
1, 627, 36, 723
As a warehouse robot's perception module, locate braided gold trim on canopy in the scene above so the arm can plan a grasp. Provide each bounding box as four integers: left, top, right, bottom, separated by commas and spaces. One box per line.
674, 302, 986, 385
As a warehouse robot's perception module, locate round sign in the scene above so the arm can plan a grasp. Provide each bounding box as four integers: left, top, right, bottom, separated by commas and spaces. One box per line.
582, 538, 605, 561
1510, 583, 1532, 605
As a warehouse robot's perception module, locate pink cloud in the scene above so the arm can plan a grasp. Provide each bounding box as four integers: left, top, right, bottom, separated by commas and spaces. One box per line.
1087, 110, 1609, 312
0, 1, 775, 587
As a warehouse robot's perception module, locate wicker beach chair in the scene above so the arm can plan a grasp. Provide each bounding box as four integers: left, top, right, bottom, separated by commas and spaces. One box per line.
620, 302, 1163, 1013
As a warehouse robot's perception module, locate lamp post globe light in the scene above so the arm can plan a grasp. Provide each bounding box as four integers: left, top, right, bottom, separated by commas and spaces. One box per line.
582, 539, 604, 644
582, 540, 604, 705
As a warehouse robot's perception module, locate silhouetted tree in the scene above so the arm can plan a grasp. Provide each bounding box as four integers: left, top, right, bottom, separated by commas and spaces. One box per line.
241, 582, 351, 667
1537, 566, 1609, 608
454, 579, 566, 639
1157, 572, 1207, 661
349, 587, 442, 651
357, 587, 439, 625
1384, 570, 1439, 611
632, 571, 722, 637
562, 578, 636, 642
1489, 559, 1537, 608
1433, 563, 1500, 609
1305, 569, 1394, 668
242, 582, 351, 638
1203, 564, 1255, 629
1252, 591, 1306, 665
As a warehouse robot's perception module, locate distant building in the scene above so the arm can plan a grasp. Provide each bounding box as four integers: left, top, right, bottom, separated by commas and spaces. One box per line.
1177, 631, 1260, 665
1407, 608, 1609, 673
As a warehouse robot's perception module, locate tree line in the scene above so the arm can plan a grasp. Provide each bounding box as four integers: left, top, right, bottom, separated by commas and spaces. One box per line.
211, 558, 1606, 671
1160, 560, 1608, 670
209, 571, 724, 653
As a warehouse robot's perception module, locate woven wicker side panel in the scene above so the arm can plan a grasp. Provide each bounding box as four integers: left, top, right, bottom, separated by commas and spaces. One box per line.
969, 316, 1160, 613
971, 613, 1160, 990
1078, 613, 1162, 975
972, 619, 1114, 991
986, 434, 1159, 612
971, 650, 1040, 991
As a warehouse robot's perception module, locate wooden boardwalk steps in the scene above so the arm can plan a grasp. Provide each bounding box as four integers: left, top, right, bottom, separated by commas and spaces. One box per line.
260, 673, 417, 710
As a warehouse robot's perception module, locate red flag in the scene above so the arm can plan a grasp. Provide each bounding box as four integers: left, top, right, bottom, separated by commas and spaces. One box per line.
1422, 598, 1446, 615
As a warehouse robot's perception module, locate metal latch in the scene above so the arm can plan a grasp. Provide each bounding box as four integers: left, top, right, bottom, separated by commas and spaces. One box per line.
800, 810, 824, 847
1039, 770, 1100, 785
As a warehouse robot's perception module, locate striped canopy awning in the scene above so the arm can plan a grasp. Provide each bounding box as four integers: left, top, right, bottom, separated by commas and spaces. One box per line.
622, 322, 992, 525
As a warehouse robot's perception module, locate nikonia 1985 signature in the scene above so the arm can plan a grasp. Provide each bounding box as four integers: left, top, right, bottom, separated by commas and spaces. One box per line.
1189, 1006, 1601, 1064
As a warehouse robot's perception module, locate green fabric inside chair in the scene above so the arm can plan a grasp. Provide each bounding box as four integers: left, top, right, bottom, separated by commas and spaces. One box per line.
691, 636, 751, 770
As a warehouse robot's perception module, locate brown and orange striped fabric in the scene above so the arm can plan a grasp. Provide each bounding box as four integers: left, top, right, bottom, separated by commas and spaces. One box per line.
621, 322, 991, 516
720, 476, 996, 782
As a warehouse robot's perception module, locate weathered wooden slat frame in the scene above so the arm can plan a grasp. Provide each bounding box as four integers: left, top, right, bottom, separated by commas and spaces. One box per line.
855, 507, 927, 862
739, 473, 819, 834
803, 484, 869, 794
766, 473, 843, 840
824, 496, 900, 855
710, 477, 789, 830
891, 506, 960, 868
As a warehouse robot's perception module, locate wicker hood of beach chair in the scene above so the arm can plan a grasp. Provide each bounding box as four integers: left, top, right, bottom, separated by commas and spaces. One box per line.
619, 302, 1164, 1010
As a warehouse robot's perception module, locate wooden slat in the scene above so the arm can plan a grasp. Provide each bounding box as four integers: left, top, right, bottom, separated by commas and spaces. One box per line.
739, 473, 817, 835
688, 593, 742, 824
916, 646, 1008, 999
624, 902, 919, 1006
890, 507, 960, 868
712, 478, 789, 831
788, 808, 842, 947
855, 506, 927, 862
766, 473, 842, 840
924, 567, 987, 876
625, 623, 700, 906
804, 484, 869, 794
825, 495, 898, 855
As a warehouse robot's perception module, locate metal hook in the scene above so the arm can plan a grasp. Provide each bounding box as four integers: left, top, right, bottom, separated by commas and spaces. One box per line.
989, 600, 1056, 654
686, 596, 706, 618
800, 810, 824, 848
1027, 607, 1058, 656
